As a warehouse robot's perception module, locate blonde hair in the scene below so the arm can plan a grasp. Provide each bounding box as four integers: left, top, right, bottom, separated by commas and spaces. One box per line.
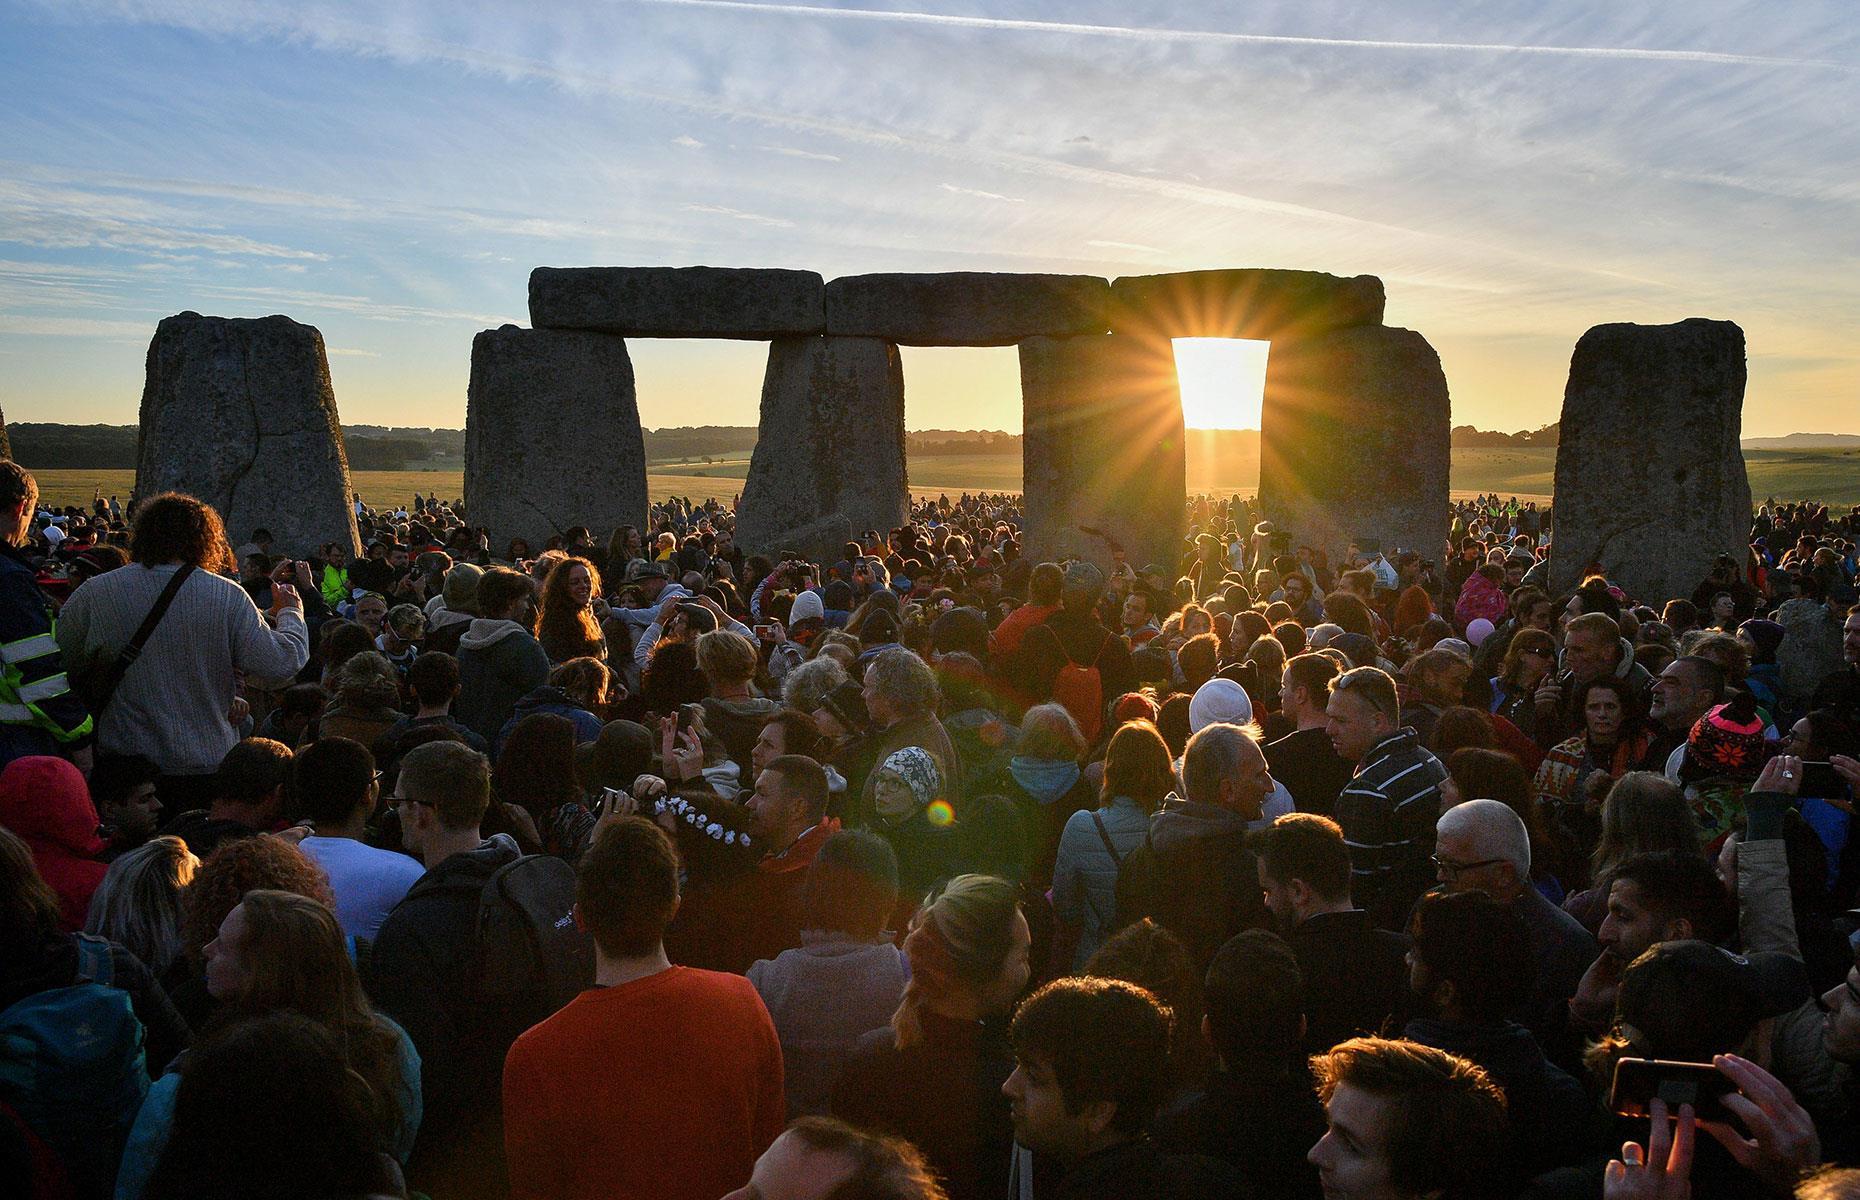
85, 835, 198, 977
891, 875, 1022, 1049
548, 656, 613, 709
695, 629, 759, 688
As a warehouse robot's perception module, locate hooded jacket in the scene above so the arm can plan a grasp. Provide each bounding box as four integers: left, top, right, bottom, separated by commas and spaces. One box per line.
496, 686, 604, 756
0, 755, 106, 930
455, 618, 550, 742
1145, 798, 1269, 965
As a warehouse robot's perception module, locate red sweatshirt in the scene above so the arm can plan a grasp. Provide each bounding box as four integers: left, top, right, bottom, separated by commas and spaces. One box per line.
503, 966, 785, 1200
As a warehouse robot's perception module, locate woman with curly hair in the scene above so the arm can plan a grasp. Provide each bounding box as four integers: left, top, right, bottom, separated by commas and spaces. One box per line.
831, 874, 1029, 1200
118, 889, 421, 1200
173, 833, 334, 1027
537, 555, 607, 666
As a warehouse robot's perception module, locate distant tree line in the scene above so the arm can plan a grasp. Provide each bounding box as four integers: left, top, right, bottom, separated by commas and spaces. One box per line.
1450, 422, 1559, 448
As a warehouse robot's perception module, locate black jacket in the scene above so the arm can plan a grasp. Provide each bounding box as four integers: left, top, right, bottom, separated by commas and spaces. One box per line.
1041, 1137, 1247, 1200
365, 834, 523, 1199
1285, 909, 1410, 1054
832, 1012, 1017, 1200
1404, 1017, 1598, 1179
1153, 1067, 1324, 1199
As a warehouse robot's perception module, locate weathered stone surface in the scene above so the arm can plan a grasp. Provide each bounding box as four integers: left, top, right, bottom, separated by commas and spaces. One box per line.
1550, 319, 1749, 601
738, 336, 908, 559
825, 272, 1110, 346
528, 266, 825, 339
1109, 269, 1385, 341
1019, 334, 1185, 571
0, 403, 10, 461
465, 326, 647, 550
134, 312, 359, 556
1257, 325, 1450, 563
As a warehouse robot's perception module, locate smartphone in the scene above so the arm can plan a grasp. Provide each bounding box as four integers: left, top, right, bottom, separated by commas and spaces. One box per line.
1609, 1058, 1736, 1123
1798, 761, 1849, 800
754, 623, 773, 639
675, 704, 701, 737
599, 786, 624, 816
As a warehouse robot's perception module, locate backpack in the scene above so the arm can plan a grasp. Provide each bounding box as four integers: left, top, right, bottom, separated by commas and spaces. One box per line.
1051, 630, 1109, 744
1110, 828, 1164, 932
0, 935, 149, 1200
477, 855, 595, 1031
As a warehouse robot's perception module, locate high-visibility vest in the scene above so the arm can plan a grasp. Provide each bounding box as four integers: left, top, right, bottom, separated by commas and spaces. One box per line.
0, 622, 92, 741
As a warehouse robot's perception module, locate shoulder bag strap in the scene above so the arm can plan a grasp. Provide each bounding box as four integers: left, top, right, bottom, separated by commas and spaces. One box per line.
1089, 810, 1123, 868
93, 564, 197, 715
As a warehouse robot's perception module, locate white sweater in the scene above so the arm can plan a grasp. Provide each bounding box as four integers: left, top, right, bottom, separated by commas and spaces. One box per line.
57, 564, 309, 774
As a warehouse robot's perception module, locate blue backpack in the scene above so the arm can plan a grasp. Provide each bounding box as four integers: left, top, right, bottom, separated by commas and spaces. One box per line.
0, 934, 150, 1198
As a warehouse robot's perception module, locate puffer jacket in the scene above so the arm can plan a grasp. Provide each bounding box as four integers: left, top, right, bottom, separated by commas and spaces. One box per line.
1052, 796, 1149, 969
0, 755, 106, 930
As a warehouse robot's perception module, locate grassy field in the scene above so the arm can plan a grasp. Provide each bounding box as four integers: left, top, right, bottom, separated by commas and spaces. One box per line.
31, 446, 1860, 512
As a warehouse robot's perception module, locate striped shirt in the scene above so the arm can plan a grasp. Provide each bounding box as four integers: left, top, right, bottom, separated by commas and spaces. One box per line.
1336, 728, 1448, 930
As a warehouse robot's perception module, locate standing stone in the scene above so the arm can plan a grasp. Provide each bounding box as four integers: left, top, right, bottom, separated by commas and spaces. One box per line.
1019, 334, 1185, 571
1110, 269, 1385, 341
825, 273, 1110, 345
465, 326, 646, 552
738, 337, 907, 560
134, 312, 359, 556
529, 267, 825, 339
0, 403, 10, 461
1258, 325, 1450, 564
1550, 319, 1749, 601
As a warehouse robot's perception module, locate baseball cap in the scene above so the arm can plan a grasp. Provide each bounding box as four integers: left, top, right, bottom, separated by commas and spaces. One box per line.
1615, 941, 1809, 1063
626, 559, 668, 581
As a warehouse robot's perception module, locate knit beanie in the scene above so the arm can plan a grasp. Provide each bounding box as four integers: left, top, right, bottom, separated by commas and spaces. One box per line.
789, 589, 826, 624
1465, 618, 1495, 647
1188, 678, 1254, 733
1686, 696, 1768, 779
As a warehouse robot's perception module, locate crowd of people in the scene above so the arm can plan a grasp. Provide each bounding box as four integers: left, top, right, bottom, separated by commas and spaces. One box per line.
5, 461, 1860, 1200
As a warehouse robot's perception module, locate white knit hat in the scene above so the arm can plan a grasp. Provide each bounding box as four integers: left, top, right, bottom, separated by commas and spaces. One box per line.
789, 589, 825, 624
1188, 678, 1253, 733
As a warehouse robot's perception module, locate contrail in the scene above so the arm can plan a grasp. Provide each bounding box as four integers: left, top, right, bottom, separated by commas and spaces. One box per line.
629, 0, 1849, 70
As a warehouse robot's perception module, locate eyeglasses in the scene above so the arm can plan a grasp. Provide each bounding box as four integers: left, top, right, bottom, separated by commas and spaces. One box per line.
1432, 855, 1508, 878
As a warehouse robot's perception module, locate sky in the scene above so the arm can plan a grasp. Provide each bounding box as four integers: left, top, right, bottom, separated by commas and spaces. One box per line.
0, 1, 1855, 435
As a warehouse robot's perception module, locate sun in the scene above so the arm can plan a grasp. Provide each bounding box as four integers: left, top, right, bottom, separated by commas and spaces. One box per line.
1172, 337, 1269, 430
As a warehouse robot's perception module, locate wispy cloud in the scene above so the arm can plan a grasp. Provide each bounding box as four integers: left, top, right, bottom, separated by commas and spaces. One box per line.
760, 146, 842, 162
0, 179, 328, 261
626, 0, 1853, 70
1088, 238, 1163, 254
326, 347, 379, 357
671, 135, 704, 148
941, 183, 1023, 203
0, 315, 150, 337
681, 203, 796, 228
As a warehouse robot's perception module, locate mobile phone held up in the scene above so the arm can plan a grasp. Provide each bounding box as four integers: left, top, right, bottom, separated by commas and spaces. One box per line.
1797, 761, 1849, 801
1609, 1058, 1736, 1124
